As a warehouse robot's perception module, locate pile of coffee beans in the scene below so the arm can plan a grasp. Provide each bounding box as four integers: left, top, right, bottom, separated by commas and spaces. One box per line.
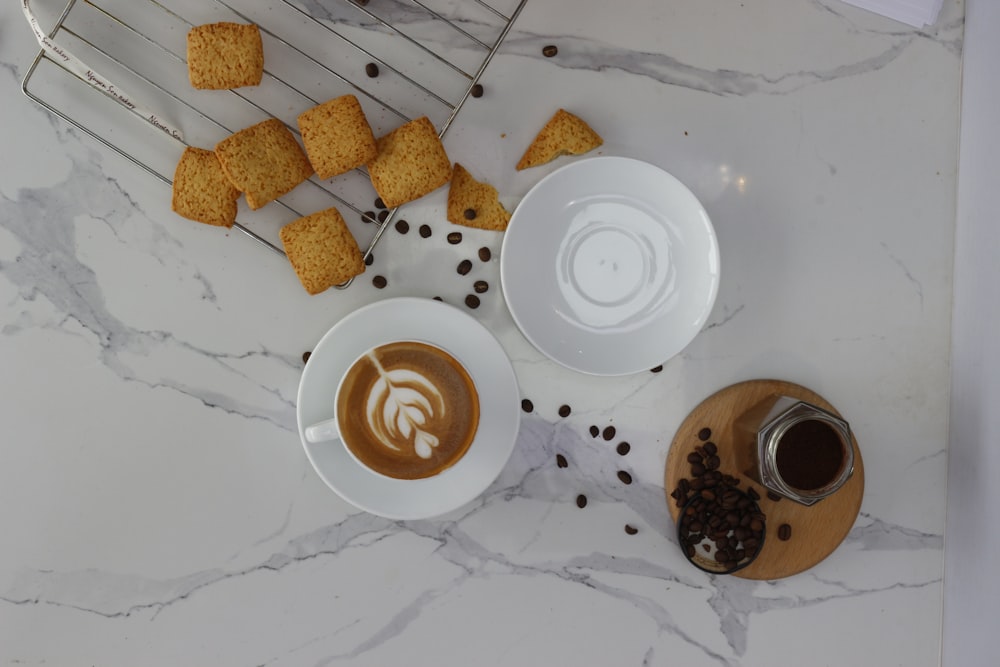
672, 442, 766, 573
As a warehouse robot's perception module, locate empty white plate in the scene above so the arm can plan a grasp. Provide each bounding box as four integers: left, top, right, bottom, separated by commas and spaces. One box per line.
500, 156, 720, 375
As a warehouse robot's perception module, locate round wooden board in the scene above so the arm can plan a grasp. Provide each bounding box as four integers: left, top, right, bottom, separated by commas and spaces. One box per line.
665, 379, 865, 580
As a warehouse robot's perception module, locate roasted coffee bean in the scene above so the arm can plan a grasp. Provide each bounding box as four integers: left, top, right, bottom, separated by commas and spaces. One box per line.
589, 425, 599, 437
302, 351, 312, 363
447, 232, 463, 244
365, 253, 374, 266
616, 442, 631, 456
778, 523, 792, 541
617, 470, 632, 485
678, 478, 689, 494
464, 294, 480, 309
624, 524, 638, 535
576, 494, 588, 508
473, 280, 489, 294
363, 210, 377, 223
556, 454, 568, 468
650, 365, 663, 373
433, 296, 443, 301
478, 246, 492, 262
374, 197, 386, 209
394, 220, 410, 234
457, 259, 473, 275
372, 274, 387, 288
558, 404, 571, 418
685, 543, 696, 558
365, 62, 379, 77
689, 477, 705, 491
542, 44, 558, 57
746, 487, 760, 501
750, 518, 764, 532
377, 210, 389, 223
521, 398, 534, 412
470, 83, 484, 98
767, 491, 782, 502
464, 208, 477, 220
706, 455, 721, 470
703, 441, 718, 457
419, 224, 432, 238
703, 474, 718, 488
723, 474, 740, 487
602, 426, 616, 441
700, 489, 716, 501
687, 452, 702, 464
697, 427, 712, 441
353, 0, 369, 6
690, 463, 706, 477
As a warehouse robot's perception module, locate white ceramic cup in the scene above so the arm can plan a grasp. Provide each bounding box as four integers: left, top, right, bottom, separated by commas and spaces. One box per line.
303, 339, 480, 481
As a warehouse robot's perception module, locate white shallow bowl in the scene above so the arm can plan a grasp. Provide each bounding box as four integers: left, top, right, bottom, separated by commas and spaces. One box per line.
296, 297, 521, 520
500, 156, 720, 376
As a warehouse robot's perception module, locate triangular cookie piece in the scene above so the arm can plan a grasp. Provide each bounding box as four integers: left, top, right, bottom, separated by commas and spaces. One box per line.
516, 109, 602, 171
447, 164, 511, 231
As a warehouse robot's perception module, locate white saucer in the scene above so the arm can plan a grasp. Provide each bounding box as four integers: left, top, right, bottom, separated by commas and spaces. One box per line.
296, 297, 521, 519
500, 156, 720, 376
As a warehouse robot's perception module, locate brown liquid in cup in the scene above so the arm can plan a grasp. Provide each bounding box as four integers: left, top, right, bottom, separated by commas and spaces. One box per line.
774, 419, 846, 491
336, 341, 480, 480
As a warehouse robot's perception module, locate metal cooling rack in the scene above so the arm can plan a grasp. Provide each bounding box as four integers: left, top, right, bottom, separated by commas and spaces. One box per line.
21, 0, 527, 282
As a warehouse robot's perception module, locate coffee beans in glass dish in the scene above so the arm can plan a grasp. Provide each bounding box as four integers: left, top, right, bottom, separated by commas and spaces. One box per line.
677, 488, 765, 574
671, 441, 766, 574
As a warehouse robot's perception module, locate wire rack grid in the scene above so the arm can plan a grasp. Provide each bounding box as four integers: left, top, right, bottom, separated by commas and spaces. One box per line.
21, 0, 528, 283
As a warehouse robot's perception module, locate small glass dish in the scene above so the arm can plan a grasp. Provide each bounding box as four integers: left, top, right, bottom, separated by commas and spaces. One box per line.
676, 489, 766, 574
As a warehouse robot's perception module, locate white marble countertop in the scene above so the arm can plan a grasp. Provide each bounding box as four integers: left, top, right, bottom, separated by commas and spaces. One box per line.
0, 0, 964, 664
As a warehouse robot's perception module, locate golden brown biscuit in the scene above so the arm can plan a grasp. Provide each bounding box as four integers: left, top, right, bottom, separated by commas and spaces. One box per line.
367, 116, 451, 208
279, 207, 365, 294
446, 164, 511, 231
187, 23, 264, 90
516, 109, 603, 170
171, 147, 240, 227
214, 118, 314, 210
297, 95, 378, 180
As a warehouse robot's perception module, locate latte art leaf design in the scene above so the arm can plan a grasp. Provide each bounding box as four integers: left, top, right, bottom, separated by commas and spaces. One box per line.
365, 355, 447, 460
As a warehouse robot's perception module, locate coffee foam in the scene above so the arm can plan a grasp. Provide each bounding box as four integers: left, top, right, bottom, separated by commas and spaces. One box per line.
364, 355, 446, 459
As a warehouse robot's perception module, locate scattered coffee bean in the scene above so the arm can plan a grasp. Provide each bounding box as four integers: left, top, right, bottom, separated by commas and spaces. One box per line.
624, 524, 638, 535
556, 454, 568, 468
478, 246, 492, 262
690, 462, 706, 477
617, 470, 633, 485
767, 491, 783, 502
394, 220, 410, 234
589, 425, 599, 438
650, 365, 663, 373
352, 0, 369, 6
746, 487, 760, 501
470, 83, 484, 98
616, 442, 631, 456
365, 62, 379, 78
602, 426, 616, 441
364, 253, 374, 266
778, 523, 792, 541
302, 351, 312, 363
698, 427, 712, 441
363, 210, 377, 223
374, 197, 386, 209
521, 398, 534, 412
377, 210, 389, 223
576, 494, 588, 508
464, 208, 477, 220
457, 259, 473, 275
705, 455, 721, 471
464, 294, 480, 309
703, 442, 717, 457
687, 452, 702, 465
419, 224, 432, 238
433, 296, 443, 301
372, 275, 387, 289
558, 404, 571, 418
447, 231, 463, 244
542, 44, 558, 57
473, 280, 489, 294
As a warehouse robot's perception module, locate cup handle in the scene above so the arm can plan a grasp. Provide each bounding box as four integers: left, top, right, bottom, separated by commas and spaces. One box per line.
304, 417, 340, 443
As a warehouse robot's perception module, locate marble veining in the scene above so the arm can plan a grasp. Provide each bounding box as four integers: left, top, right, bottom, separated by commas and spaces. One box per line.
0, 0, 961, 664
